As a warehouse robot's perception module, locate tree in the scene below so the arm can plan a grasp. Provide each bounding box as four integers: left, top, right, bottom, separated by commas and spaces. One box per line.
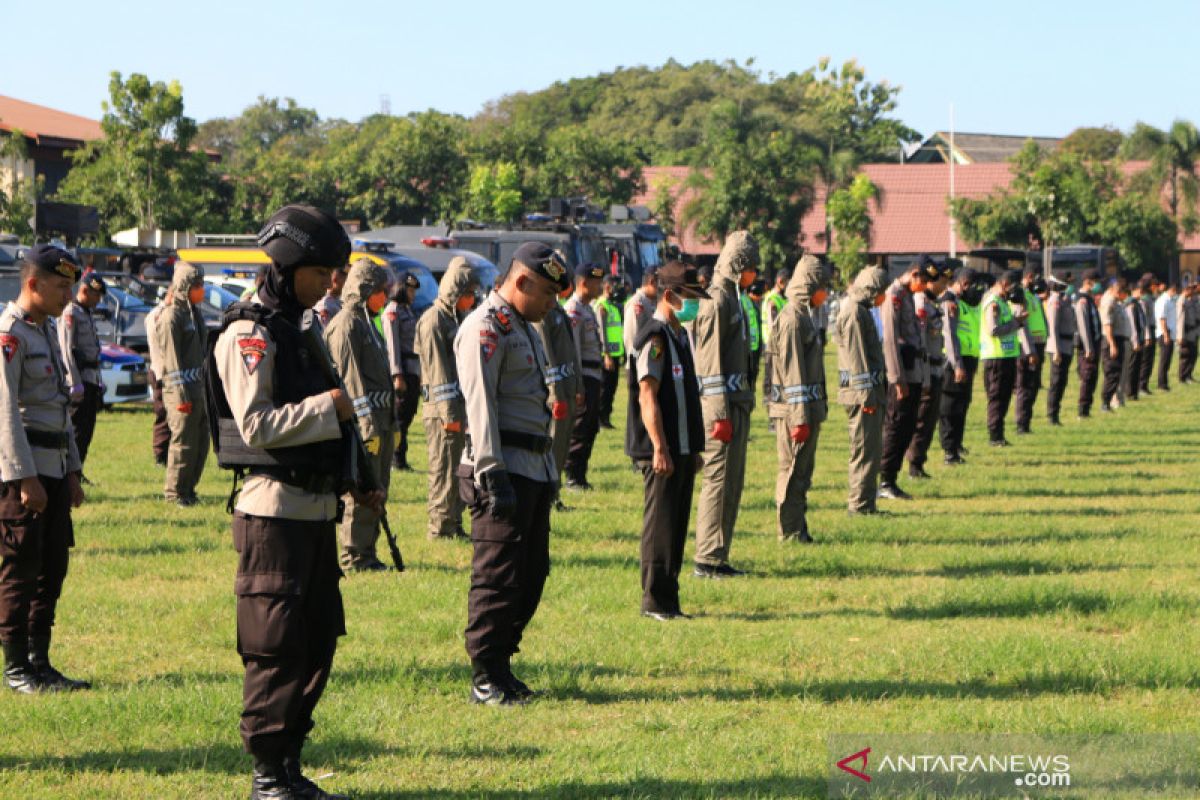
196, 96, 321, 168
1129, 120, 1199, 236
1094, 194, 1177, 273
463, 162, 524, 223
1061, 126, 1124, 161
0, 132, 36, 237
533, 127, 644, 209
55, 72, 221, 238
649, 173, 678, 240
825, 174, 878, 279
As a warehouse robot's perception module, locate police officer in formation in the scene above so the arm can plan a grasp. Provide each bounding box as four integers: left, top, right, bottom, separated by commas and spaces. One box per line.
312, 261, 347, 328
979, 269, 1031, 445
622, 264, 658, 359
1175, 282, 1197, 383
1099, 274, 1129, 412
211, 204, 371, 799
1013, 269, 1048, 434
593, 274, 624, 430
938, 267, 982, 465
1155, 281, 1178, 389
691, 230, 757, 578
1137, 275, 1158, 395
381, 272, 422, 471
625, 261, 706, 620
415, 256, 478, 540
325, 258, 396, 573
739, 265, 763, 392
904, 260, 952, 478
835, 266, 889, 515
563, 263, 606, 490
534, 270, 582, 511
878, 258, 935, 499
760, 267, 790, 430
454, 241, 562, 705
58, 270, 106, 468
153, 262, 210, 506
0, 245, 90, 694
1073, 269, 1104, 416
1125, 278, 1150, 400
1043, 275, 1076, 426
768, 256, 827, 542
144, 287, 172, 466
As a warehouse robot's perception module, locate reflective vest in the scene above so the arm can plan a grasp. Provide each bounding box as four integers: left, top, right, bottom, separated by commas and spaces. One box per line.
979, 293, 1019, 360
592, 297, 625, 359
740, 292, 761, 352
1023, 288, 1047, 342
957, 299, 981, 358
762, 289, 786, 347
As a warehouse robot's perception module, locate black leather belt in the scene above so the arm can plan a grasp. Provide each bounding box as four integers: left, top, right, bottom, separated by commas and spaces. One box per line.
581, 359, 602, 369
25, 429, 71, 449
248, 467, 339, 495
499, 430, 552, 454
928, 355, 945, 366
76, 359, 100, 369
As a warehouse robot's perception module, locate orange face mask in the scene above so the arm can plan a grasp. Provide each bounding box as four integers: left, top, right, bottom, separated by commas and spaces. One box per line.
367, 290, 387, 314
811, 288, 829, 308
874, 293, 886, 307
739, 269, 756, 289
455, 293, 476, 312
188, 285, 206, 305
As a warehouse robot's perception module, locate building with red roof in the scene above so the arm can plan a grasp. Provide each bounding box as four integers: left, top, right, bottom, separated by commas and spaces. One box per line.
1, 95, 103, 197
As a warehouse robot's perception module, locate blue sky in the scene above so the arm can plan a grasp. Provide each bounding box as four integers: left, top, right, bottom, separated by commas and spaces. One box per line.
6, 0, 1197, 140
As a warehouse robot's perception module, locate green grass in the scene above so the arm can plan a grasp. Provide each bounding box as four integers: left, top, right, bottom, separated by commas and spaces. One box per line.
1, 360, 1198, 799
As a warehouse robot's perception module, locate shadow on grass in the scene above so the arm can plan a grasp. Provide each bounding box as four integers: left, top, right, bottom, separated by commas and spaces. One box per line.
866, 528, 1134, 547
761, 558, 1137, 581
932, 486, 1198, 500
349, 774, 824, 799
82, 539, 223, 558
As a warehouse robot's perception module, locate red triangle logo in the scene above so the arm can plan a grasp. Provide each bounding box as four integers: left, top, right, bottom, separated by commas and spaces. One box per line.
837, 748, 871, 783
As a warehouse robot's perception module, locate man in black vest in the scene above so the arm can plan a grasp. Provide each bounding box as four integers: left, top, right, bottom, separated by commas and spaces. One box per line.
210, 204, 381, 799
626, 261, 706, 621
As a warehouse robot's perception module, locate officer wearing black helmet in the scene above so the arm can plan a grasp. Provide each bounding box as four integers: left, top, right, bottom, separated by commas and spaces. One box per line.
209, 204, 380, 799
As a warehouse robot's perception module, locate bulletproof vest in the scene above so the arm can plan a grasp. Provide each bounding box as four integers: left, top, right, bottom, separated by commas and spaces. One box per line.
204, 302, 344, 475
956, 298, 981, 358
979, 294, 1019, 360
740, 292, 761, 352
625, 319, 704, 460
593, 297, 625, 359
1023, 289, 1048, 341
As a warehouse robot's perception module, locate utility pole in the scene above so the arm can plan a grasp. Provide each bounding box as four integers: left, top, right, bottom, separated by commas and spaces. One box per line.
948, 104, 956, 258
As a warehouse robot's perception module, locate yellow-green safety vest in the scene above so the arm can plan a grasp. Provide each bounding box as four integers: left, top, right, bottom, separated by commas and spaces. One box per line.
592, 297, 625, 359
740, 292, 761, 352
956, 299, 981, 358
1023, 288, 1047, 341
979, 293, 1019, 360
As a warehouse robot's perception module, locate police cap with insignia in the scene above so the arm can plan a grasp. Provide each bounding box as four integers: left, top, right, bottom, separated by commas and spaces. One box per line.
24, 244, 80, 280
401, 271, 421, 289
512, 241, 569, 287
914, 254, 941, 282
256, 204, 350, 270
82, 270, 107, 294
575, 262, 605, 280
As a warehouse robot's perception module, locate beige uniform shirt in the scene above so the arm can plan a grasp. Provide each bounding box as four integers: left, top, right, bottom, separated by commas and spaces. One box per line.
691, 274, 753, 419
58, 300, 102, 388
313, 293, 342, 329
769, 301, 827, 427
324, 305, 395, 444
154, 298, 208, 408
455, 292, 555, 483
214, 317, 342, 520
0, 303, 82, 481
535, 305, 581, 405
1044, 291, 1077, 356
381, 300, 421, 379
564, 294, 603, 380
1100, 292, 1128, 338
622, 289, 656, 358
145, 301, 166, 377
880, 279, 928, 386
835, 299, 887, 408
914, 292, 945, 379
416, 301, 466, 425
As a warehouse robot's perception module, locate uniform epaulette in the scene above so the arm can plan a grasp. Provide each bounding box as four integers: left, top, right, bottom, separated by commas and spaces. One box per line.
487, 306, 513, 334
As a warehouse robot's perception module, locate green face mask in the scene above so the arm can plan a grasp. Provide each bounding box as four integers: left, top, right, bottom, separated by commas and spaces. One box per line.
675, 298, 700, 322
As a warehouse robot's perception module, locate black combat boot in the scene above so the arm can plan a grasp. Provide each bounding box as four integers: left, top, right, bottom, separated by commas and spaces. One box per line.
29, 633, 90, 691
469, 659, 526, 706
283, 756, 348, 799
251, 760, 296, 799
4, 639, 44, 694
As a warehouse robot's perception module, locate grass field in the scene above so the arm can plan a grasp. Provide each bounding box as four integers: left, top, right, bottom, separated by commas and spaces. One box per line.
1, 361, 1198, 799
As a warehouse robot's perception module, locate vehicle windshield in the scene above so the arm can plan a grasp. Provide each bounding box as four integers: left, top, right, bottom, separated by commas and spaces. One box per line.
638, 240, 662, 269
576, 234, 608, 268
203, 283, 241, 311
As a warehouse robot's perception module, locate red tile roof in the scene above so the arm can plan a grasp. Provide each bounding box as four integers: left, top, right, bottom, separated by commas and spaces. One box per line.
0, 94, 102, 144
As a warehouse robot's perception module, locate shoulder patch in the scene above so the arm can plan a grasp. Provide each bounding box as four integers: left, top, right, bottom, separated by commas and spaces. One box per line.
65, 314, 74, 328
387, 311, 397, 323
480, 329, 499, 362
648, 337, 664, 360
1, 334, 18, 363
489, 307, 513, 333
238, 335, 267, 375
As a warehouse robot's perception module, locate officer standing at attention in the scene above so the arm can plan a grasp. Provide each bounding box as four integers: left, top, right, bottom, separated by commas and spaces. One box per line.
836, 266, 889, 515
593, 274, 624, 430
455, 241, 561, 705
622, 264, 658, 360
739, 266, 763, 394
1099, 276, 1129, 412
692, 231, 758, 578
1137, 275, 1158, 395
415, 257, 478, 540
878, 259, 933, 500
1124, 278, 1149, 401
905, 260, 952, 479
210, 204, 373, 798
563, 263, 606, 491
312, 261, 347, 328
1073, 270, 1104, 417
1155, 281, 1178, 390
760, 267, 791, 430
145, 289, 171, 466
1043, 275, 1076, 426
58, 270, 106, 468
938, 267, 981, 465
0, 245, 89, 694
154, 262, 209, 507
534, 270, 582, 511
979, 270, 1031, 446
325, 258, 396, 573
626, 261, 706, 620
1178, 283, 1199, 383
381, 273, 422, 471
768, 256, 827, 542
1013, 270, 1048, 435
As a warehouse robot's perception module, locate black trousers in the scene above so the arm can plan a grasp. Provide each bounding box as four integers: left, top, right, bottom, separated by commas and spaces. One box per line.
983, 359, 1017, 442
0, 476, 73, 644
1046, 352, 1073, 422
880, 382, 921, 483
1014, 343, 1045, 432
1139, 337, 1156, 392
638, 456, 696, 615
1077, 351, 1100, 415
460, 473, 553, 666
598, 365, 620, 424
905, 378, 942, 470
939, 356, 977, 457
70, 382, 104, 466
1101, 338, 1128, 408
233, 513, 345, 762
1180, 338, 1197, 382
150, 373, 170, 463
392, 372, 420, 466
565, 376, 603, 484
1158, 339, 1174, 389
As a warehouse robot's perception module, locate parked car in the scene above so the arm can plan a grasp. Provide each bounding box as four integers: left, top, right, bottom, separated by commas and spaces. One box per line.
99, 343, 151, 405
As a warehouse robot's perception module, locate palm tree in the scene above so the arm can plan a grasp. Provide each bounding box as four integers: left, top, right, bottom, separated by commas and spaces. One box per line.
1122, 119, 1199, 279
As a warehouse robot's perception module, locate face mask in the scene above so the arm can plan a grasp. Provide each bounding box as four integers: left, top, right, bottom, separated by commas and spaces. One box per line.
810, 288, 828, 308
675, 298, 700, 322
367, 290, 387, 314
188, 285, 206, 305
455, 293, 476, 312
739, 270, 756, 289
873, 293, 886, 307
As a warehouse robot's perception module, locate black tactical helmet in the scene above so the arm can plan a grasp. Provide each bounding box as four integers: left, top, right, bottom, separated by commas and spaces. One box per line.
256, 205, 350, 270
